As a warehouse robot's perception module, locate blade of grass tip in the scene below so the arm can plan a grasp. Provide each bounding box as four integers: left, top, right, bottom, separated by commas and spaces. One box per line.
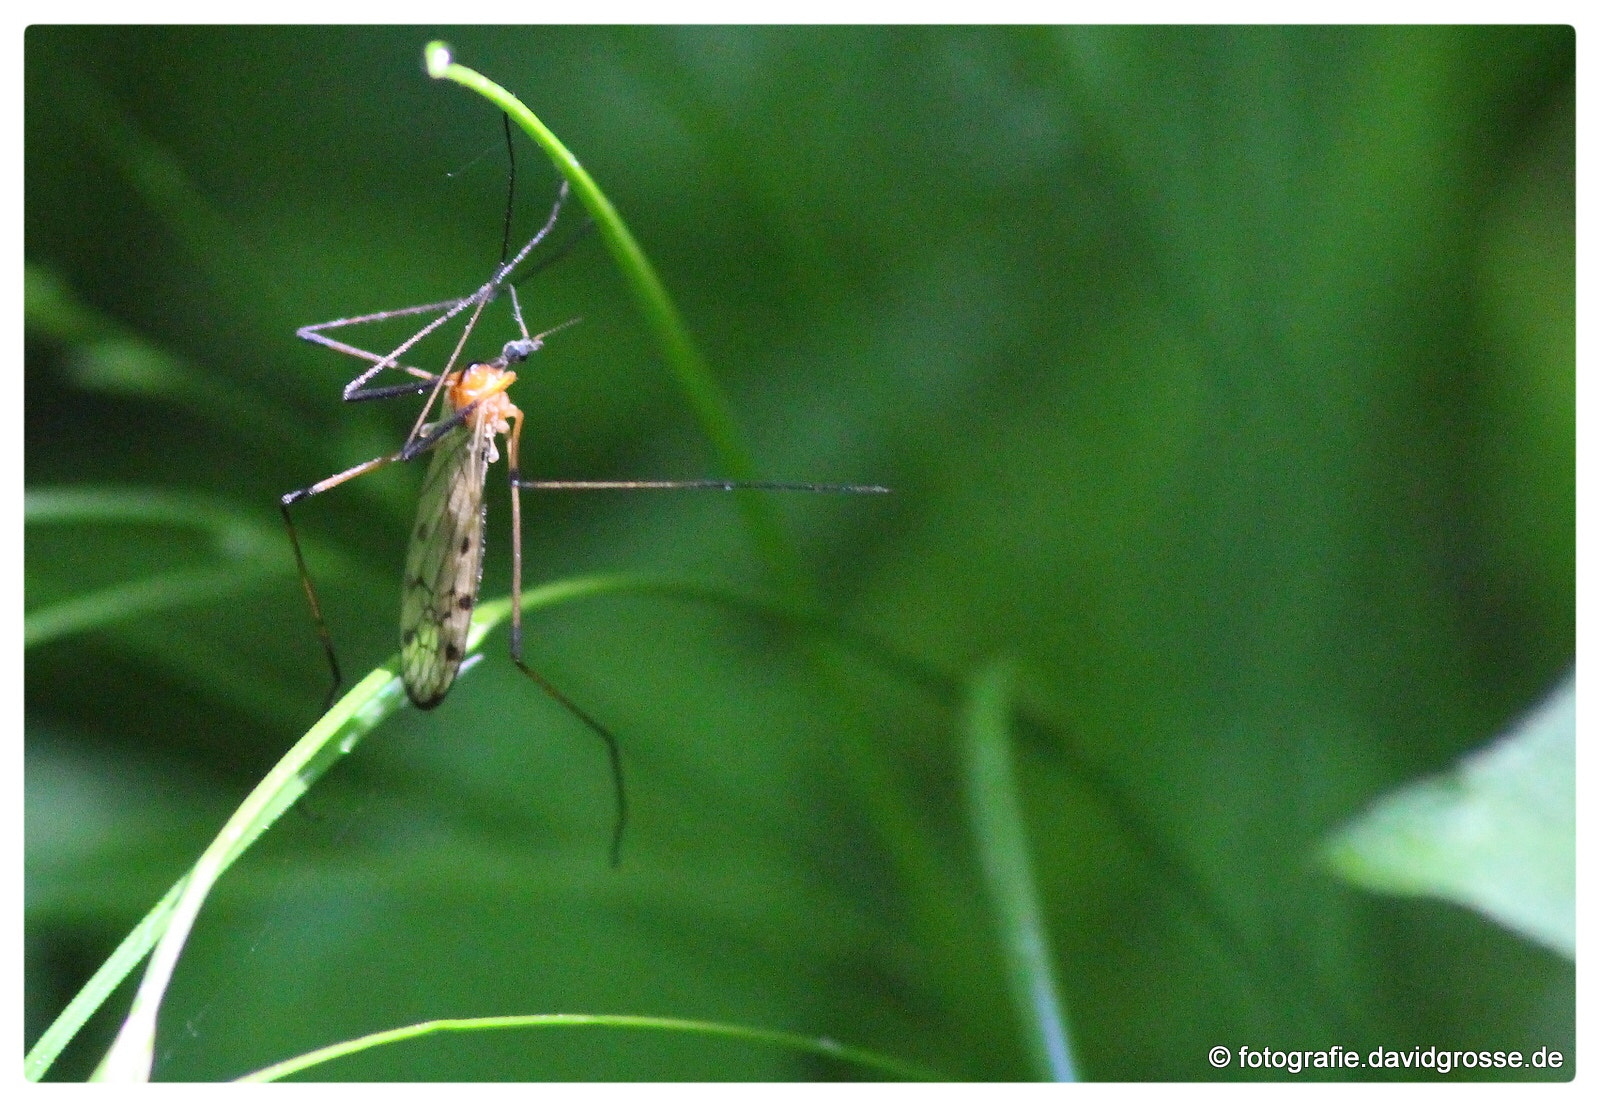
236, 1013, 945, 1082
961, 660, 1077, 1082
423, 41, 806, 602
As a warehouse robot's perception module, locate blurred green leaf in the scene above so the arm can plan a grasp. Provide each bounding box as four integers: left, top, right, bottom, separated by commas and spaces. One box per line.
25, 487, 298, 648
26, 262, 114, 338
26, 264, 313, 445
1325, 674, 1575, 958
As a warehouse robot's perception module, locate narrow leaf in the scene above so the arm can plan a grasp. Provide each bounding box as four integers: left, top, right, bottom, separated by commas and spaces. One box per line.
960, 660, 1077, 1081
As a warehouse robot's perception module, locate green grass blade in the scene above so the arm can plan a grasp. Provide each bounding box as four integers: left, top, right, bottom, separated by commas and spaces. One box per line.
23, 875, 189, 1082
29, 578, 785, 1081
28, 568, 1244, 1083
236, 1012, 944, 1082
423, 41, 806, 601
88, 658, 413, 1081
33, 575, 864, 1082
960, 660, 1077, 1081
25, 487, 297, 648
73, 598, 501, 1080
31, 648, 405, 1081
26, 265, 318, 451
26, 563, 282, 649
25, 485, 276, 537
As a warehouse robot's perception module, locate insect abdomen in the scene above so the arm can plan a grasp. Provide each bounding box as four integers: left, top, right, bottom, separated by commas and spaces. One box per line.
400, 418, 490, 708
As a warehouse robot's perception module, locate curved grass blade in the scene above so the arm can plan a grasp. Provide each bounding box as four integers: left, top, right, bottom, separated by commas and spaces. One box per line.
25, 487, 306, 649
29, 572, 1245, 1083
961, 660, 1077, 1081
30, 648, 407, 1080
32, 577, 803, 1082
22, 581, 679, 1079
39, 595, 502, 1082
24, 876, 187, 1082
87, 653, 414, 1081
236, 1012, 944, 1082
423, 41, 806, 601
26, 563, 283, 650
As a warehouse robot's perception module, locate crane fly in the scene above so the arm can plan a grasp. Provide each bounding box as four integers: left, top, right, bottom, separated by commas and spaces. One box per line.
280, 155, 888, 865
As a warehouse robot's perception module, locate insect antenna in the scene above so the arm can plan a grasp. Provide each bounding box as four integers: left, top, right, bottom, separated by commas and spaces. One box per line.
496, 111, 594, 288
498, 113, 517, 266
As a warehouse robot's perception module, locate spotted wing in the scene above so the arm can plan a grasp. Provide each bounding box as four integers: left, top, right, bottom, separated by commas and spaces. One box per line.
400, 414, 492, 708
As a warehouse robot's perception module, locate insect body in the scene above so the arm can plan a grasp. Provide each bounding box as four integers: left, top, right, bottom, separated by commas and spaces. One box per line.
281, 170, 887, 864
400, 360, 517, 707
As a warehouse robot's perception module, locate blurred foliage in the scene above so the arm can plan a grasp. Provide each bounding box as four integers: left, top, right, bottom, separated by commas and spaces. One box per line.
1327, 674, 1575, 960
25, 26, 1572, 1081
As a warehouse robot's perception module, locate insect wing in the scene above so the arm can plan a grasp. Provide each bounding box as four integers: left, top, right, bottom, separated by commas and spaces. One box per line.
401, 413, 492, 708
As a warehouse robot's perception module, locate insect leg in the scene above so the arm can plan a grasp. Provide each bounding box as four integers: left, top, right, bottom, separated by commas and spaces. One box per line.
506, 409, 628, 867
399, 291, 497, 454
345, 380, 435, 404
280, 449, 415, 711
509, 213, 595, 291
495, 179, 570, 287
515, 479, 893, 494
498, 113, 517, 266
297, 296, 468, 396
494, 126, 587, 294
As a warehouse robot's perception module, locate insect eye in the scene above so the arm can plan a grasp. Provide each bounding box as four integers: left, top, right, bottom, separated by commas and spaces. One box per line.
501, 338, 538, 363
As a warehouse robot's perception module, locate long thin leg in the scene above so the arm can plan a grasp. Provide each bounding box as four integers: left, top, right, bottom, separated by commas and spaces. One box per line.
297, 296, 472, 397
345, 380, 436, 404
298, 180, 572, 424
516, 479, 892, 494
280, 451, 415, 711
509, 214, 594, 291
495, 179, 569, 288
403, 292, 493, 450
298, 296, 465, 336
495, 472, 884, 860
507, 410, 628, 867
297, 295, 463, 350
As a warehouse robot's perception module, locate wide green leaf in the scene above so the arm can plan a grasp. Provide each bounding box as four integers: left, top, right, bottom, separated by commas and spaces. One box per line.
1326, 675, 1575, 958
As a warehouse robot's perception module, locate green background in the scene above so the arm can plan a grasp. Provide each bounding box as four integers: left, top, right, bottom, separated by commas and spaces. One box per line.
25, 26, 1574, 1081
